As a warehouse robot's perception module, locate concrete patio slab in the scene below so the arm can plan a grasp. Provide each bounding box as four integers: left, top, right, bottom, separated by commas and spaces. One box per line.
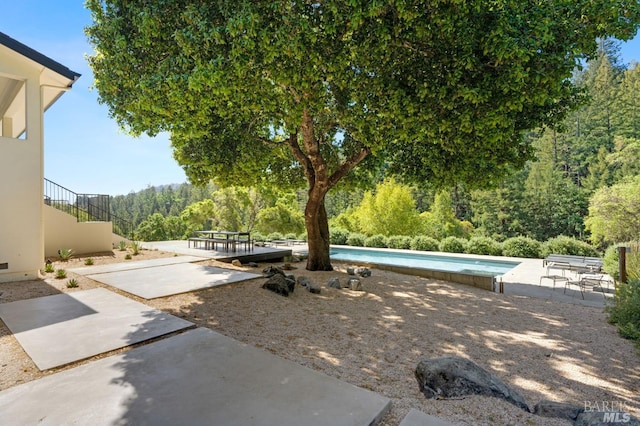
88, 262, 262, 299
0, 327, 392, 426
69, 255, 205, 275
0, 288, 192, 370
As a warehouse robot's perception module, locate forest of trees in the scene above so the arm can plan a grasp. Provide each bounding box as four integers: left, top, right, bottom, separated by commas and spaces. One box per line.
111, 42, 640, 252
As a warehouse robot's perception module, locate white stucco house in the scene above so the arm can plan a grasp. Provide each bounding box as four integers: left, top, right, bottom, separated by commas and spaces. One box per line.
0, 32, 81, 283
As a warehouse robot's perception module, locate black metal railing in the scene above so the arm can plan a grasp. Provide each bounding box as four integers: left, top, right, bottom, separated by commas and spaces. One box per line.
44, 178, 134, 238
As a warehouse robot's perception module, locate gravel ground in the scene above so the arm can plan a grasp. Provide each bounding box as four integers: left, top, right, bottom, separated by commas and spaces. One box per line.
1, 249, 638, 425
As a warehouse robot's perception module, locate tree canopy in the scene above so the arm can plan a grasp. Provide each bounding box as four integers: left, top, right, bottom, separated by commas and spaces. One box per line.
86, 0, 640, 270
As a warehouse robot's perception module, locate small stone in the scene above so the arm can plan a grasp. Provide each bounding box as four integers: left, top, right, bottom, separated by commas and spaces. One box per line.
308, 284, 321, 294
327, 277, 342, 289
231, 259, 242, 267
348, 278, 363, 291
346, 267, 356, 275
356, 267, 372, 277
297, 276, 312, 289
282, 263, 296, 270
248, 262, 259, 267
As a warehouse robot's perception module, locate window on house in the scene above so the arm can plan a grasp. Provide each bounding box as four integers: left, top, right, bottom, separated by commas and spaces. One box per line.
0, 75, 27, 139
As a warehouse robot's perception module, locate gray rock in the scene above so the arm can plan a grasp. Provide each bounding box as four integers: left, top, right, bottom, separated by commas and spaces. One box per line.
575, 410, 639, 426
297, 276, 311, 288
262, 274, 294, 297
348, 278, 363, 291
247, 262, 259, 268
356, 267, 372, 277
327, 277, 342, 289
308, 284, 321, 294
347, 267, 356, 275
231, 259, 242, 267
415, 356, 529, 412
533, 400, 583, 421
262, 265, 284, 277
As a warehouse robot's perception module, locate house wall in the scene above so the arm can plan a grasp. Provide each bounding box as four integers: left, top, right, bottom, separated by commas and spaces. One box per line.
44, 205, 113, 258
0, 50, 44, 283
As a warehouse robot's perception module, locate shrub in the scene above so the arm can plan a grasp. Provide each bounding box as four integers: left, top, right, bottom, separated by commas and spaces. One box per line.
439, 236, 467, 253
410, 236, 440, 251
66, 278, 79, 288
607, 278, 640, 344
603, 241, 640, 281
330, 228, 350, 245
466, 237, 503, 256
129, 241, 143, 255
364, 234, 387, 248
267, 232, 284, 241
84, 258, 94, 266
540, 235, 598, 258
285, 233, 297, 240
251, 232, 266, 242
387, 235, 412, 249
55, 269, 67, 279
118, 240, 127, 251
125, 254, 132, 260
502, 236, 541, 258
603, 244, 621, 279
346, 233, 366, 247
297, 232, 307, 241
44, 263, 55, 273
57, 248, 74, 261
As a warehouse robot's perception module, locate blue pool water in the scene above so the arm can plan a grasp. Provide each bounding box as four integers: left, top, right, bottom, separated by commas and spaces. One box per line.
330, 247, 519, 277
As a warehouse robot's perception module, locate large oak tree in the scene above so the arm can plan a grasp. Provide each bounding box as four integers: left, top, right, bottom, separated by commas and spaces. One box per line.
86, 0, 639, 270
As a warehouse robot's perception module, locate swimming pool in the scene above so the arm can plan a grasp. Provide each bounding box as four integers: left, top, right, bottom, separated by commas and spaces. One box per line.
330, 246, 519, 277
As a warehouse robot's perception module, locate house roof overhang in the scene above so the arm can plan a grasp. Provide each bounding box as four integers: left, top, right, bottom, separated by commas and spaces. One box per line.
0, 32, 81, 136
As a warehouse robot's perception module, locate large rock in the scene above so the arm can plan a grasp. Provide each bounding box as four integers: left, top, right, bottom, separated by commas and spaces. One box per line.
356, 267, 372, 277
348, 278, 363, 291
262, 274, 295, 296
533, 400, 583, 421
415, 357, 529, 412
262, 265, 285, 277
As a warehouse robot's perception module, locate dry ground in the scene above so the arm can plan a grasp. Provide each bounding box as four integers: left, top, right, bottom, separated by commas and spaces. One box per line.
0, 249, 638, 425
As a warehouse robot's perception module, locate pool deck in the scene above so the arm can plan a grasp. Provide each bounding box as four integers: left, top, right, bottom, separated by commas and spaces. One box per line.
143, 241, 613, 308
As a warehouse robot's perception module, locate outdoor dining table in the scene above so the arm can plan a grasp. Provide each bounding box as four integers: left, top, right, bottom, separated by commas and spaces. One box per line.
193, 230, 251, 252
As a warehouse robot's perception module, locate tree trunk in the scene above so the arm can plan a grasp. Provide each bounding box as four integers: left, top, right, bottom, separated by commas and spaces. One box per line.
305, 189, 332, 271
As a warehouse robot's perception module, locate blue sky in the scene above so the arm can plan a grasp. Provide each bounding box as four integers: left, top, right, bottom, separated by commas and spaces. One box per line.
2, 2, 640, 196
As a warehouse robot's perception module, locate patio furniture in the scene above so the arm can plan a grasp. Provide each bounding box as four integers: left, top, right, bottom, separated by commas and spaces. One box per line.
190, 231, 252, 252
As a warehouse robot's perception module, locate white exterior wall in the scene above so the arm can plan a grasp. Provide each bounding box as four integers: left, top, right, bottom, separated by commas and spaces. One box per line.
43, 205, 113, 258
0, 50, 44, 282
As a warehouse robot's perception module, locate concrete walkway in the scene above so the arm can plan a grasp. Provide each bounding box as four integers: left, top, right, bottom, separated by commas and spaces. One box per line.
0, 288, 193, 370
0, 328, 391, 426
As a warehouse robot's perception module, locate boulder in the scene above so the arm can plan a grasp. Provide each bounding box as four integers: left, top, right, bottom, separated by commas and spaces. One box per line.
348, 278, 363, 291
356, 267, 372, 277
346, 267, 356, 275
308, 284, 321, 294
533, 400, 583, 421
327, 277, 342, 289
231, 259, 242, 267
262, 265, 285, 277
262, 274, 295, 297
415, 357, 529, 412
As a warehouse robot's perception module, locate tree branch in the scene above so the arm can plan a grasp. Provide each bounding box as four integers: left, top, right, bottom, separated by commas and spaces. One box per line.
327, 146, 372, 189
286, 132, 315, 186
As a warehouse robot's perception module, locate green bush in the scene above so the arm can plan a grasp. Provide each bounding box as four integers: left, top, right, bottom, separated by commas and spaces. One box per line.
267, 232, 284, 241
57, 248, 74, 261
540, 235, 598, 258
364, 234, 387, 248
55, 269, 67, 279
84, 258, 94, 266
285, 233, 297, 240
607, 278, 640, 343
466, 237, 503, 256
330, 228, 350, 245
439, 236, 467, 253
117, 241, 127, 251
66, 278, 79, 288
297, 232, 307, 241
603, 244, 621, 280
502, 236, 541, 258
410, 236, 440, 251
251, 232, 266, 242
346, 233, 366, 247
44, 263, 55, 273
387, 235, 412, 249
